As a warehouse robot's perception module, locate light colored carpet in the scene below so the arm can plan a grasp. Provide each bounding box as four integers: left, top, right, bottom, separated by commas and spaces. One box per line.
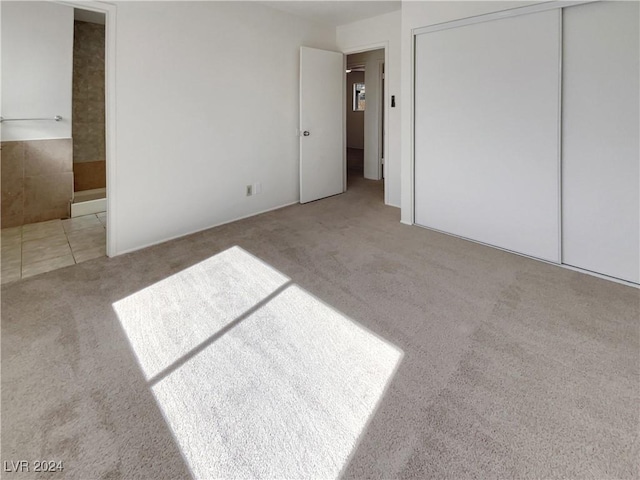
113, 246, 401, 479
2, 175, 639, 479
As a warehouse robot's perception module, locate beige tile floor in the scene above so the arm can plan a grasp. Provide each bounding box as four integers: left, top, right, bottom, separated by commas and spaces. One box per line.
1, 212, 106, 284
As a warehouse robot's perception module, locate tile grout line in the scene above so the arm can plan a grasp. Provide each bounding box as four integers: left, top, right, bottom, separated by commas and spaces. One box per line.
66, 223, 79, 264
66, 214, 104, 264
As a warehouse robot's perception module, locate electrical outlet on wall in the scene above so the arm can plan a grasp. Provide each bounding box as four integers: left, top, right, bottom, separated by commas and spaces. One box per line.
246, 185, 253, 196
254, 182, 262, 195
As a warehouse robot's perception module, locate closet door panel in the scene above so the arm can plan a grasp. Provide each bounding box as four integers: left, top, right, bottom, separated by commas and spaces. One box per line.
414, 10, 561, 262
562, 1, 640, 283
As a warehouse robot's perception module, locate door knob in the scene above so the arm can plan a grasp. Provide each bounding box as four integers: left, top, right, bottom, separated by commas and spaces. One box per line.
303, 131, 310, 136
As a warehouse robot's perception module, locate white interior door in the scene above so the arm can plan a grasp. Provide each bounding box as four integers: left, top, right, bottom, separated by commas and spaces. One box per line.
300, 47, 344, 204
414, 10, 561, 262
562, 1, 640, 283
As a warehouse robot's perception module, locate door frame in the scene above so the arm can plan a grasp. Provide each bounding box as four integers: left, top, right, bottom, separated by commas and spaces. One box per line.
56, 0, 116, 257
343, 42, 389, 205
378, 59, 385, 180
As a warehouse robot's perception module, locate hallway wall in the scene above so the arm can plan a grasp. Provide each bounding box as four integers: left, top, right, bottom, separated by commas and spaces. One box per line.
346, 71, 365, 149
346, 49, 384, 181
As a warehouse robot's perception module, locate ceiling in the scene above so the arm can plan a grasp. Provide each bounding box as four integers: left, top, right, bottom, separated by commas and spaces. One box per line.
262, 1, 401, 28
75, 2, 400, 29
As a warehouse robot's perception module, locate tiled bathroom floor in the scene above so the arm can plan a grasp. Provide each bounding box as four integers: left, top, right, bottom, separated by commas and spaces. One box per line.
1, 212, 106, 284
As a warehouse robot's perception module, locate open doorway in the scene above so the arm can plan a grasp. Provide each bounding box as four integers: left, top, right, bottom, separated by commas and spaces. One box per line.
345, 49, 385, 192
71, 8, 107, 219
0, 2, 111, 283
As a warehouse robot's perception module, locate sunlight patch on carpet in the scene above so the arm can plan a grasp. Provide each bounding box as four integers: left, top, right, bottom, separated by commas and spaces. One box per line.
113, 246, 402, 479
113, 246, 290, 379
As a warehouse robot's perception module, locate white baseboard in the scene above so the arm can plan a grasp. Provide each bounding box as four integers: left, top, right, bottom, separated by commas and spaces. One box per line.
413, 223, 639, 288
115, 201, 299, 257
71, 198, 107, 217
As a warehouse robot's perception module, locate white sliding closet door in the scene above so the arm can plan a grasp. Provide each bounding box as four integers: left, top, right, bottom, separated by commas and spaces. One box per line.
562, 1, 640, 284
414, 10, 561, 262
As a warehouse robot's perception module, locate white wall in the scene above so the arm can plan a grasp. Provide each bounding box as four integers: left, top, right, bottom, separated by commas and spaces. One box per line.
113, 1, 336, 254
346, 71, 364, 149
1, 1, 73, 141
337, 10, 401, 207
399, 1, 542, 223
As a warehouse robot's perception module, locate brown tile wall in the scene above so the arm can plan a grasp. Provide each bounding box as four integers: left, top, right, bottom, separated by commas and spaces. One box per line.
72, 21, 105, 166
73, 160, 106, 191
1, 142, 25, 228
1, 139, 73, 228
